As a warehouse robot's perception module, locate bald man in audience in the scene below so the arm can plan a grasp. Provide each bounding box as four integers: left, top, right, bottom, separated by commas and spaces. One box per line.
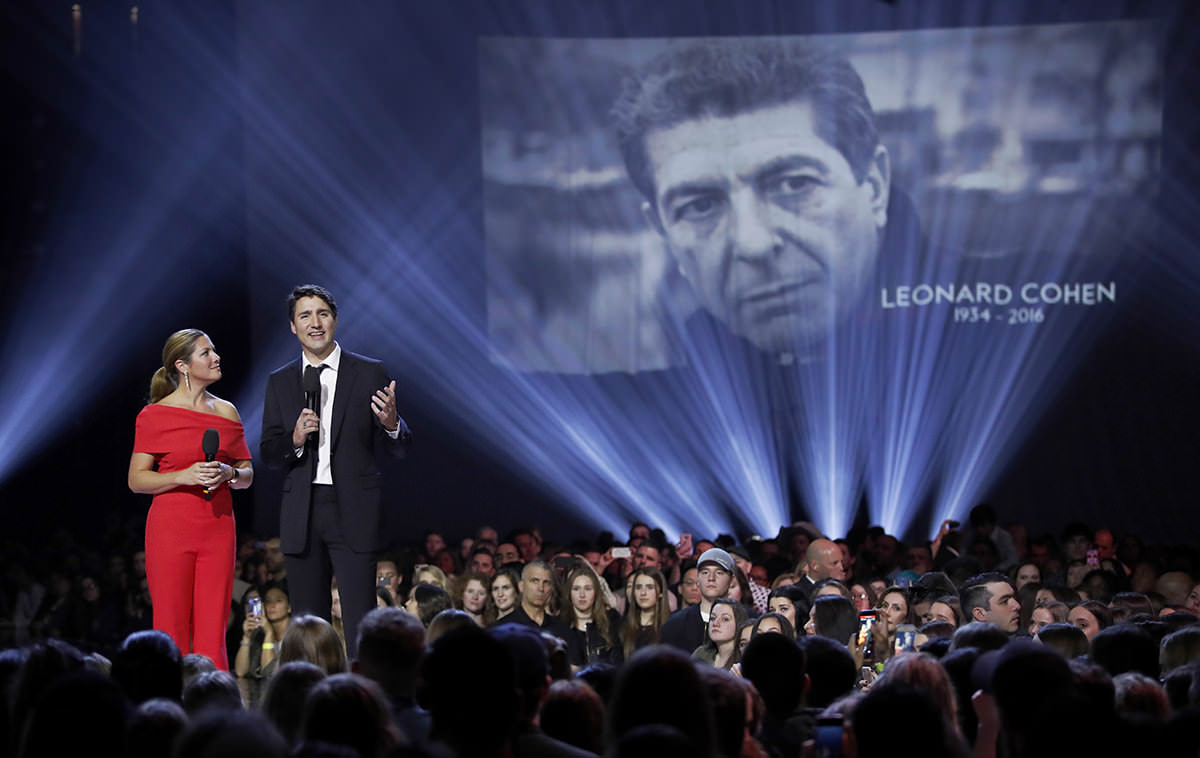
796, 539, 847, 600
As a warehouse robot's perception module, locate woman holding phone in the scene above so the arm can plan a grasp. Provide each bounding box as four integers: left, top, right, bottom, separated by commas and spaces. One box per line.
235, 582, 291, 705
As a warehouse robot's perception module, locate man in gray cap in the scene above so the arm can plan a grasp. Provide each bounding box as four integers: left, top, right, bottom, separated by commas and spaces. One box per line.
659, 547, 735, 653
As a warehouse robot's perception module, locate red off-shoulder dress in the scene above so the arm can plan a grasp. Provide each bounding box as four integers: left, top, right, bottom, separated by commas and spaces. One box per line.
133, 404, 249, 669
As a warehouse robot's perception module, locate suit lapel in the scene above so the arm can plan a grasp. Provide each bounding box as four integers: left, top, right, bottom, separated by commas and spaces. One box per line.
330, 352, 357, 452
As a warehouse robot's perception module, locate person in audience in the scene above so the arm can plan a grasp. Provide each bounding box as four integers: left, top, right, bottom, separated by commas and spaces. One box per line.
751, 612, 796, 640
692, 597, 749, 670
928, 595, 962, 628
376, 558, 401, 604
562, 565, 623, 669
405, 583, 453, 627
299, 672, 402, 757
1011, 561, 1042, 590
234, 581, 291, 706
959, 572, 1021, 634
180, 669, 243, 715
277, 613, 348, 675
805, 595, 858, 648
455, 571, 490, 626
488, 566, 521, 624
877, 585, 913, 627
491, 624, 598, 757
1035, 621, 1090, 659
1029, 599, 1070, 635
540, 679, 607, 754
110, 629, 183, 706
800, 635, 858, 708
767, 584, 809, 638
619, 567, 671, 658
412, 563, 450, 592
352, 606, 431, 749
124, 698, 188, 758
1160, 625, 1200, 673
796, 539, 849, 599
848, 580, 877, 612
1068, 599, 1114, 641
505, 560, 571, 638
677, 566, 702, 607
661, 548, 735, 652
427, 607, 478, 643
607, 645, 716, 756
259, 661, 326, 749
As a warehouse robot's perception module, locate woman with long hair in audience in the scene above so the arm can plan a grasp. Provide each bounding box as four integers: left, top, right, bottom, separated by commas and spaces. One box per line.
805, 595, 859, 648
1028, 599, 1069, 636
729, 566, 758, 617
278, 614, 348, 675
767, 584, 809, 637
487, 567, 520, 625
1011, 562, 1042, 590
235, 582, 291, 706
562, 566, 623, 670
454, 572, 490, 626
619, 568, 671, 658
928, 595, 962, 628
412, 564, 450, 592
692, 597, 749, 670
1067, 599, 1113, 641
847, 580, 878, 612
128, 329, 253, 669
877, 586, 914, 627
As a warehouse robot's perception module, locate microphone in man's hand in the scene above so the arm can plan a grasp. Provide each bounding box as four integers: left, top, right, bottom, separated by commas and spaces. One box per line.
202, 428, 219, 501
302, 365, 322, 443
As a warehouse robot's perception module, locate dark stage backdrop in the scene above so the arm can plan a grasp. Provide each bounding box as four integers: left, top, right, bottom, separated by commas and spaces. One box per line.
3, 0, 1200, 549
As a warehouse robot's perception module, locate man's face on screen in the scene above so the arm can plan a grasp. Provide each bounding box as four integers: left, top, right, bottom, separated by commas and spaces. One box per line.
643, 101, 889, 355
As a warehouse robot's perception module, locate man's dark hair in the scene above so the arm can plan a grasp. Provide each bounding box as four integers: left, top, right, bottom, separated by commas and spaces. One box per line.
850, 682, 960, 758
287, 284, 338, 320
949, 621, 1009, 653
811, 595, 856, 645
175, 709, 287, 758
125, 699, 189, 758
181, 670, 243, 715
740, 633, 807, 718
354, 606, 425, 698
607, 645, 715, 755
412, 584, 452, 627
111, 630, 183, 704
958, 572, 1010, 620
697, 667, 753, 758
1036, 622, 1089, 660
1090, 623, 1160, 679
260, 662, 326, 748
419, 625, 520, 755
798, 635, 856, 708
612, 39, 880, 203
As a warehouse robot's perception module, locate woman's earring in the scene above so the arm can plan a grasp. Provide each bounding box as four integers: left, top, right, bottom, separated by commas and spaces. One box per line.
184, 372, 191, 391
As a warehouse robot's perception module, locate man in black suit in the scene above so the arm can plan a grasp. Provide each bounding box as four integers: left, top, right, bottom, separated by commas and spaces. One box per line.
260, 284, 411, 657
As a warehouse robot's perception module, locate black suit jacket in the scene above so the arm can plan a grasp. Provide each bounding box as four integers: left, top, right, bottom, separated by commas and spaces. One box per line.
658, 604, 706, 653
260, 350, 410, 553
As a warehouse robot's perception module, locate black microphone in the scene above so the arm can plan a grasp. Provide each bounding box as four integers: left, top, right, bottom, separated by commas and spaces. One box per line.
201, 428, 219, 501
302, 365, 322, 444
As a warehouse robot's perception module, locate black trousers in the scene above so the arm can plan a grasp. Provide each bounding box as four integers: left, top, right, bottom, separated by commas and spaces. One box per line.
285, 484, 376, 659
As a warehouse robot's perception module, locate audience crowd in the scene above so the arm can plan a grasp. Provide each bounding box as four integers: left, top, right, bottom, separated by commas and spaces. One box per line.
3, 504, 1200, 756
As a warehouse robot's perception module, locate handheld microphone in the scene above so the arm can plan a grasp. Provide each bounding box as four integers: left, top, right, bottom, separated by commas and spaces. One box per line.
302, 365, 322, 444
202, 428, 219, 501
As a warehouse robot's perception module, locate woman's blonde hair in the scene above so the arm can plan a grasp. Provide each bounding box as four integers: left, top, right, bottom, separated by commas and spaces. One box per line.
149, 329, 206, 402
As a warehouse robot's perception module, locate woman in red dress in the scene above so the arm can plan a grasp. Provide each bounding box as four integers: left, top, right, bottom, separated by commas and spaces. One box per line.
128, 329, 253, 669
